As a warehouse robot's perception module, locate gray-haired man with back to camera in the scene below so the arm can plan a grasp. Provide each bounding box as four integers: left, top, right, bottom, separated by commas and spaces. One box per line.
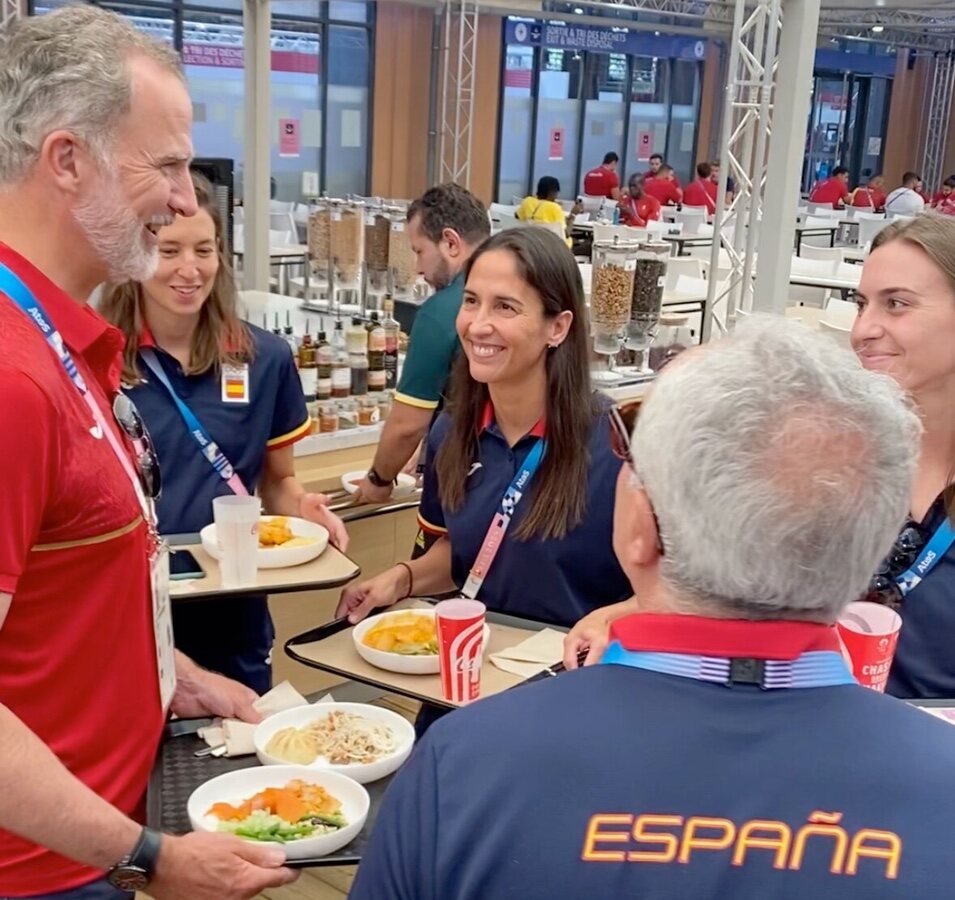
352, 319, 955, 900
0, 8, 297, 899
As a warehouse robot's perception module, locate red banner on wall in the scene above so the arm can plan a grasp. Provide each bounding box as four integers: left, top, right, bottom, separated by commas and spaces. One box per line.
181, 43, 320, 74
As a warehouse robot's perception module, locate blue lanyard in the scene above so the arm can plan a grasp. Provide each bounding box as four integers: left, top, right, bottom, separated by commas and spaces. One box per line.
461, 438, 546, 600
139, 348, 248, 496
896, 517, 955, 597
0, 263, 153, 524
601, 642, 855, 689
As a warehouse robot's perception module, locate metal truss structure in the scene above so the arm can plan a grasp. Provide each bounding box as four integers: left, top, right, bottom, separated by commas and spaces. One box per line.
437, 0, 480, 187
922, 49, 955, 191
703, 0, 781, 337
2, 0, 22, 28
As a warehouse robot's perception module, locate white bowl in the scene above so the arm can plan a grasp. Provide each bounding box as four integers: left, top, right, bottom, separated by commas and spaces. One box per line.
200, 516, 328, 569
188, 765, 369, 860
254, 702, 415, 784
341, 470, 417, 499
353, 607, 491, 675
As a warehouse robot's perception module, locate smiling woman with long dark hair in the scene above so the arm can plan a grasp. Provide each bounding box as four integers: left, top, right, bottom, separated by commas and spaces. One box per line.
338, 227, 631, 628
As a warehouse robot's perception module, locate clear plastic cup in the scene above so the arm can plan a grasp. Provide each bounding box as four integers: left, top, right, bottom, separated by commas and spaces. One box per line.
212, 495, 261, 588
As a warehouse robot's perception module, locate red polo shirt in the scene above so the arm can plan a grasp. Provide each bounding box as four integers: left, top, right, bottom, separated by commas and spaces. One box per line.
681, 177, 717, 214
809, 176, 849, 209
851, 185, 886, 210
0, 243, 164, 894
643, 177, 682, 207
582, 166, 619, 199
618, 195, 662, 227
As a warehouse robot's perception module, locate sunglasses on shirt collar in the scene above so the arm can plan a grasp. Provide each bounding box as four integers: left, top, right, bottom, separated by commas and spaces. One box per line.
863, 519, 927, 611
112, 393, 162, 501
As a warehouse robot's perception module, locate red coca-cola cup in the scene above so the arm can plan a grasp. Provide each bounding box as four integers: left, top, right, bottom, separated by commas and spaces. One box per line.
435, 598, 486, 704
837, 601, 902, 692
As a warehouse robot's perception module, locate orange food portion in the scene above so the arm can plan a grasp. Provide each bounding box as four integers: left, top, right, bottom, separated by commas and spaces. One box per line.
259, 516, 294, 548
362, 612, 436, 653
206, 779, 340, 822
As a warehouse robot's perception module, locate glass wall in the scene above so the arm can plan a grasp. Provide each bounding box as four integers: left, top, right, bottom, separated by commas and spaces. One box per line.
497, 25, 703, 203
31, 0, 374, 200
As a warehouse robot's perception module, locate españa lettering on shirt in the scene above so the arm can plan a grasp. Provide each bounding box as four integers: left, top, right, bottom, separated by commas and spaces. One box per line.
581, 810, 902, 880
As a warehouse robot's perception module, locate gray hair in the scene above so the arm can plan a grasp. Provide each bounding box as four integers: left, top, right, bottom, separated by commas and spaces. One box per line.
632, 316, 921, 622
0, 5, 183, 185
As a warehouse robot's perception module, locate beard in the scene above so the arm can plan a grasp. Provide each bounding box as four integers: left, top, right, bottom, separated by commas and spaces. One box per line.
73, 172, 162, 284
427, 257, 453, 291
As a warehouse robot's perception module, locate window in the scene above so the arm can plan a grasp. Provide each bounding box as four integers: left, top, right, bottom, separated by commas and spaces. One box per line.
325, 25, 370, 196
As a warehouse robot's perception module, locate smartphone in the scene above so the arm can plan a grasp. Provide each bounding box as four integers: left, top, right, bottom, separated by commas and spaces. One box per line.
169, 548, 206, 581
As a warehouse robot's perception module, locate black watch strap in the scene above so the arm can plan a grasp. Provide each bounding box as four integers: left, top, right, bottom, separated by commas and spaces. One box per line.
367, 467, 394, 488
111, 827, 162, 880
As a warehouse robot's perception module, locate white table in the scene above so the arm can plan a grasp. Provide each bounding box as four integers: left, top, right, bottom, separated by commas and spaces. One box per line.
788, 263, 861, 293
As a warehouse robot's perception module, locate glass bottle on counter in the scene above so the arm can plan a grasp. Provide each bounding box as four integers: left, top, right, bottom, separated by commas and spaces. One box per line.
382, 296, 399, 389
283, 311, 300, 355
316, 330, 333, 400
297, 332, 317, 401
318, 401, 339, 433
331, 324, 351, 399
350, 349, 369, 396
346, 317, 368, 355
367, 313, 386, 392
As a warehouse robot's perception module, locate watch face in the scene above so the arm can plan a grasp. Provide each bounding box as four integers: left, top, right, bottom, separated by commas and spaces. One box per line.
109, 866, 150, 891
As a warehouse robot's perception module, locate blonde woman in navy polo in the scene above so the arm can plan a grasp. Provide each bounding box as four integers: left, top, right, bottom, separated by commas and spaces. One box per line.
338, 228, 630, 630
101, 173, 347, 693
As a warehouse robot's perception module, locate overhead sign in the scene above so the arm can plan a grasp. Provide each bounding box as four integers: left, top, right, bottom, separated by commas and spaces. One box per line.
506, 19, 707, 60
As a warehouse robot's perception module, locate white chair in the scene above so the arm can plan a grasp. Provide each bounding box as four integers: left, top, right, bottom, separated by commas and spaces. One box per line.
269, 200, 296, 214
674, 206, 708, 235
269, 212, 297, 242
824, 296, 858, 330
558, 199, 575, 213
784, 305, 825, 329
671, 273, 708, 299
799, 245, 845, 268
665, 257, 704, 291
528, 221, 568, 242
818, 319, 853, 348
808, 202, 840, 216
269, 228, 294, 246
622, 226, 649, 243
857, 216, 890, 248
886, 212, 916, 222
579, 196, 605, 218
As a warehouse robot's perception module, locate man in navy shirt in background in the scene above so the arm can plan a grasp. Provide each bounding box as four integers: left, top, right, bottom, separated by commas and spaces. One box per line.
351, 317, 955, 900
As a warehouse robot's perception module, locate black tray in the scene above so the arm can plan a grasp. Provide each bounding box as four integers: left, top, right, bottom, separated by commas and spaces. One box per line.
147, 719, 392, 867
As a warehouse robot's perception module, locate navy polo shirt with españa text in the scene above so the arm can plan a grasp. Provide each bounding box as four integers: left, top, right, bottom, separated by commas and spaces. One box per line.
417, 401, 630, 626
352, 663, 955, 900
888, 492, 955, 698
124, 324, 310, 534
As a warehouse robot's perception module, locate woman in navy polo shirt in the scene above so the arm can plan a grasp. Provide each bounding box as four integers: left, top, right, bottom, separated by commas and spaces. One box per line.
101, 173, 347, 694
338, 228, 631, 628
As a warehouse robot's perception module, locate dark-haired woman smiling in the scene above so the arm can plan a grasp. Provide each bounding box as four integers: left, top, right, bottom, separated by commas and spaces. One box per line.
338, 228, 630, 627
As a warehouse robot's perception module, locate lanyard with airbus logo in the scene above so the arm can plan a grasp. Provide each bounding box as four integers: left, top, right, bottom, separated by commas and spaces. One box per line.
460, 439, 545, 600
896, 518, 955, 598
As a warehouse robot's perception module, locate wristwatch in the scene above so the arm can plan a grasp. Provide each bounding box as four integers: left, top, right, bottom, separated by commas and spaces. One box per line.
366, 467, 394, 488
106, 827, 162, 891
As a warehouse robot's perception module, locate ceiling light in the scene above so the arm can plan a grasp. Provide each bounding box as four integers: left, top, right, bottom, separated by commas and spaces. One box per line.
871, 24, 884, 33
654, 30, 660, 36
573, 5, 584, 12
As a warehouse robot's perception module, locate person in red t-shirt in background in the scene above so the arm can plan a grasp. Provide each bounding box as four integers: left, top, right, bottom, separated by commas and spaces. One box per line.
682, 162, 717, 214
850, 174, 887, 211
808, 165, 851, 209
643, 165, 683, 207
645, 153, 682, 188
582, 151, 621, 200
618, 174, 662, 227
930, 177, 955, 216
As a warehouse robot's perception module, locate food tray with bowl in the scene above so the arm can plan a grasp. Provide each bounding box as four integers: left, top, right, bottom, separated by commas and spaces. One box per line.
200, 515, 328, 569
352, 607, 491, 675
253, 702, 415, 784
187, 765, 369, 862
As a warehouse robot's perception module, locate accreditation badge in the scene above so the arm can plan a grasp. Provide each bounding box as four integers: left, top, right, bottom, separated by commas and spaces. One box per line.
151, 544, 177, 711
221, 363, 250, 404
